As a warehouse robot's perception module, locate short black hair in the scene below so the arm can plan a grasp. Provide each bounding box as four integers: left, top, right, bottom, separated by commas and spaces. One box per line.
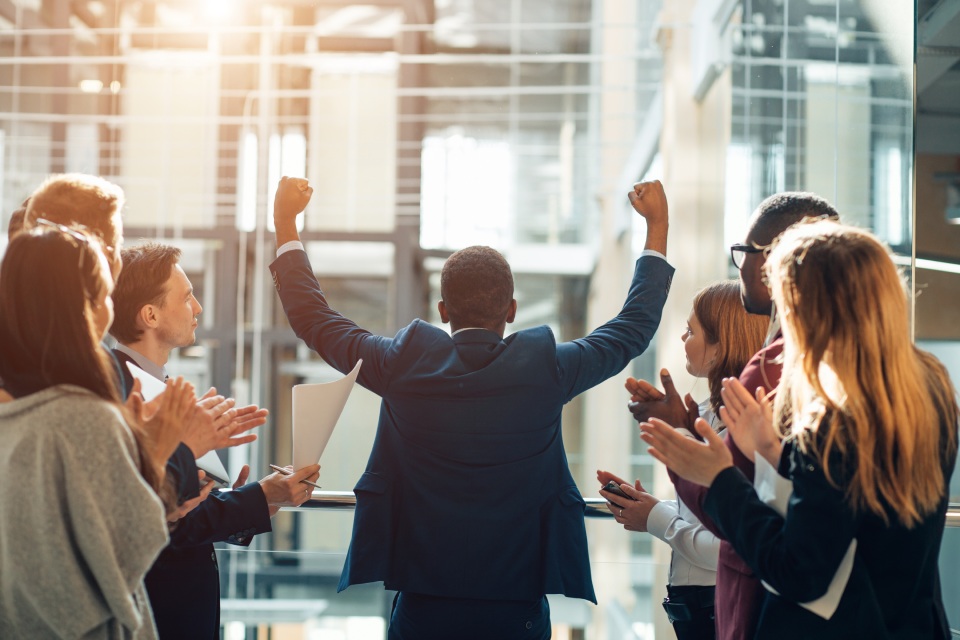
440, 246, 514, 329
748, 192, 840, 245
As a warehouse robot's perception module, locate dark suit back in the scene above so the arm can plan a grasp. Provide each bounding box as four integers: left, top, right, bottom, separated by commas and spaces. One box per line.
270, 249, 675, 603
112, 347, 271, 639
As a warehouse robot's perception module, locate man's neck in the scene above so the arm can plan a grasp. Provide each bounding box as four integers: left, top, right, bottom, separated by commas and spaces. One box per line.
119, 337, 171, 370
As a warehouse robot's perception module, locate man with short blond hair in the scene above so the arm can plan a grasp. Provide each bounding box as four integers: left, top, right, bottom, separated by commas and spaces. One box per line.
23, 173, 125, 275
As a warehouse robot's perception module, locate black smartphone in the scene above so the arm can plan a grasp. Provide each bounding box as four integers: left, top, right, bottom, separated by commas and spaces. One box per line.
602, 480, 636, 501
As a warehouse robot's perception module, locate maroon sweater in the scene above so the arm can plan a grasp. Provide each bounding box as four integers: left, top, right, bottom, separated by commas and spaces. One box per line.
670, 335, 784, 640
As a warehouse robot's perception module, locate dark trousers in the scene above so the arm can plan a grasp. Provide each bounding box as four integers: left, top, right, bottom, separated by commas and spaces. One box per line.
388, 592, 551, 640
663, 584, 716, 640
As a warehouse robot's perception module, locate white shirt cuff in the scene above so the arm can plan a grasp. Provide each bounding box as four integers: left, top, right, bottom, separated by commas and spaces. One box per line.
277, 240, 305, 258
646, 499, 678, 541
640, 249, 667, 261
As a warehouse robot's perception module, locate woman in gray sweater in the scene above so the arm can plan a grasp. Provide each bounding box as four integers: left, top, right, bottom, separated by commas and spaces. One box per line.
0, 223, 195, 638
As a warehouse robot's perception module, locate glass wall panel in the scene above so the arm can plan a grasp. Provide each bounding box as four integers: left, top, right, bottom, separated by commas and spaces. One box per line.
916, 2, 960, 636
726, 0, 913, 249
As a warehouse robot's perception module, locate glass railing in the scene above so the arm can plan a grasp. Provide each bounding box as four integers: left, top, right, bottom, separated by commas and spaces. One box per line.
217, 493, 668, 639
217, 549, 665, 639
214, 494, 960, 639
293, 492, 619, 517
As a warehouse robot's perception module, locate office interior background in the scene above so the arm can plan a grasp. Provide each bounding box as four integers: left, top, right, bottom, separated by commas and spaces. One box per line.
0, 0, 958, 638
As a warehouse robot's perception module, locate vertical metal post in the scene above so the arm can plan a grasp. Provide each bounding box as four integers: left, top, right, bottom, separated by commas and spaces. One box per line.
392, 0, 435, 330
50, 0, 70, 173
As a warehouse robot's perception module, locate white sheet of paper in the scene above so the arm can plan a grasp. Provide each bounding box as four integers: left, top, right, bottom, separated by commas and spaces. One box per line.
125, 361, 166, 402
292, 360, 362, 470
754, 455, 856, 619
125, 361, 230, 487
194, 451, 230, 488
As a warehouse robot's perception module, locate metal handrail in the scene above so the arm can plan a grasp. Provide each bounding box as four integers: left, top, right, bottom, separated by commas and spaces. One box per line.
293, 493, 960, 526
946, 503, 960, 528
292, 491, 615, 516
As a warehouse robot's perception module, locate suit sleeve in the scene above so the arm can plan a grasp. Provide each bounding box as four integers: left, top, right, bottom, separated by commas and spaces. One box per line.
269, 249, 397, 395
555, 255, 674, 400
167, 482, 272, 548
166, 443, 201, 504
702, 445, 857, 603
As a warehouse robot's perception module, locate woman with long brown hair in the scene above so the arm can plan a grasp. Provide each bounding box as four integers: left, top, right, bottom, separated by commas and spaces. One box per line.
599, 280, 768, 639
0, 223, 195, 639
639, 220, 958, 639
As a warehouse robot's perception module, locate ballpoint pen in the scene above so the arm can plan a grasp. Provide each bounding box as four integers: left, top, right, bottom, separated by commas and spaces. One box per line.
268, 464, 321, 489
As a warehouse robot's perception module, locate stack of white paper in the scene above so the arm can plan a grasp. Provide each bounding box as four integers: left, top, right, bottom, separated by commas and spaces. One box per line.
292, 360, 362, 469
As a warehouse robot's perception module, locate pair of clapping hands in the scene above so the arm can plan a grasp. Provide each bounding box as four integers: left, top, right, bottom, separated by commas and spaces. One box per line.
125, 376, 261, 480
599, 369, 782, 526
125, 377, 320, 522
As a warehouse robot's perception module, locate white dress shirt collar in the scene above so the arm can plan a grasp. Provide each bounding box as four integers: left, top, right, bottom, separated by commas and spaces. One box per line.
114, 343, 168, 382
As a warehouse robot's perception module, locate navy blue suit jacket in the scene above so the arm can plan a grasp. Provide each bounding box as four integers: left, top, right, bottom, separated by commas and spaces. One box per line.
704, 423, 956, 640
270, 249, 673, 603
113, 348, 272, 639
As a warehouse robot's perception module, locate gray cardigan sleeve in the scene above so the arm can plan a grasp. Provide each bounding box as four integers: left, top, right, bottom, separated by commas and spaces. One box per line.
57, 396, 169, 633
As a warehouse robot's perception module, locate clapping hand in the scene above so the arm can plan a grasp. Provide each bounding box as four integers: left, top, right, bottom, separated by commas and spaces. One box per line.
181, 391, 233, 457
182, 390, 266, 458
719, 378, 781, 465
626, 369, 699, 432
639, 418, 733, 487
215, 403, 267, 449
129, 376, 197, 472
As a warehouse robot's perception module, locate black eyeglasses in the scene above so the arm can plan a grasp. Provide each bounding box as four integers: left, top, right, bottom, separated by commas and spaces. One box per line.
730, 243, 770, 270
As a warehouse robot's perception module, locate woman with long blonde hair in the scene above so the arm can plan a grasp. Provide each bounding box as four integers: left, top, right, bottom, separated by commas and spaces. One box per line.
638, 220, 958, 639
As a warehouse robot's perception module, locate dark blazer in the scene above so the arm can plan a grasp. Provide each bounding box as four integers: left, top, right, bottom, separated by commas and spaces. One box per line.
111, 347, 199, 502
703, 421, 956, 640
670, 336, 783, 640
270, 249, 674, 603
113, 348, 272, 640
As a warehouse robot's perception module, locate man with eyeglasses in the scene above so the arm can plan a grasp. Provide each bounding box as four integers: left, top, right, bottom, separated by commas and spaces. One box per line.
627, 192, 839, 640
